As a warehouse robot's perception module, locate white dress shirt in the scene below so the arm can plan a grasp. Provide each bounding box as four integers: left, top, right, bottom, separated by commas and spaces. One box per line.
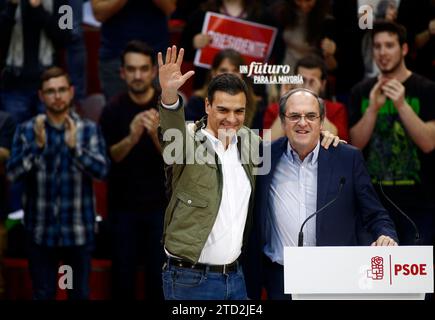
198, 129, 251, 265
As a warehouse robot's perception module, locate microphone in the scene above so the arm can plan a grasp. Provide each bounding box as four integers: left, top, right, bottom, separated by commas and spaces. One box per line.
298, 177, 346, 247
377, 180, 420, 245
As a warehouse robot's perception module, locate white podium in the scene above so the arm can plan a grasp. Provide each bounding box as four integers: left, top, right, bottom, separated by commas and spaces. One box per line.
284, 246, 433, 300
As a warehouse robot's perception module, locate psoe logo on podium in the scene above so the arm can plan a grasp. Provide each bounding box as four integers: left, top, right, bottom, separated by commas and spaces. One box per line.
284, 246, 433, 299
367, 256, 384, 280
362, 248, 432, 289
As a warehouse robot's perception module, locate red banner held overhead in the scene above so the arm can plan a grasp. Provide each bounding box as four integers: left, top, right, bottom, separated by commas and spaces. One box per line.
194, 12, 277, 69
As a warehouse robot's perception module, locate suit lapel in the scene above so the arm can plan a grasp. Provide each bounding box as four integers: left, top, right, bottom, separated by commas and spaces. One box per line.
259, 138, 287, 228
316, 146, 334, 235
267, 138, 288, 186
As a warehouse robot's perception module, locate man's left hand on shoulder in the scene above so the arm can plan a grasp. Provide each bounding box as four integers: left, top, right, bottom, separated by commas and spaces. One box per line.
321, 130, 346, 149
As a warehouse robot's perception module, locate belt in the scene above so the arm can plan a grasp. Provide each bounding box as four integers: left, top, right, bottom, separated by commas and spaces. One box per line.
167, 257, 239, 274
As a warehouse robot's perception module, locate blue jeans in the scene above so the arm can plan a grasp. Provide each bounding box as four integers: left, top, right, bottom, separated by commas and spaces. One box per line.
27, 237, 93, 300
0, 90, 44, 124
6, 180, 23, 213
162, 261, 248, 300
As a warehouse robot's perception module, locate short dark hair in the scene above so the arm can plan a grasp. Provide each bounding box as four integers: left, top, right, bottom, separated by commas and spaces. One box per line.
295, 54, 328, 80
372, 20, 407, 46
121, 40, 155, 66
207, 73, 248, 105
279, 88, 325, 122
40, 67, 72, 89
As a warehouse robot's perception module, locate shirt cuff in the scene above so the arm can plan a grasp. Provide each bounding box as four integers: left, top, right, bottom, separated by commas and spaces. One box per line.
161, 98, 180, 110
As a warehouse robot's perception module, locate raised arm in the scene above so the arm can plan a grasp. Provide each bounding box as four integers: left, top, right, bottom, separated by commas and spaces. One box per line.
158, 46, 195, 164
157, 46, 195, 105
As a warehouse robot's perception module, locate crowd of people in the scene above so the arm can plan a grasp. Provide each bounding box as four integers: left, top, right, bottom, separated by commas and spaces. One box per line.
0, 0, 434, 300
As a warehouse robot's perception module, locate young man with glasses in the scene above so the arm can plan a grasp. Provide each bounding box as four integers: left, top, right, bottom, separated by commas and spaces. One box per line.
246, 88, 398, 300
7, 66, 109, 300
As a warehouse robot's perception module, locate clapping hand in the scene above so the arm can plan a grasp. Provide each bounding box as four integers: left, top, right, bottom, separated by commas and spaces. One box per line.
34, 114, 47, 149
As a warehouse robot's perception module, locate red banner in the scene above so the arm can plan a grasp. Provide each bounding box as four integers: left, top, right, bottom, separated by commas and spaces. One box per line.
194, 12, 277, 69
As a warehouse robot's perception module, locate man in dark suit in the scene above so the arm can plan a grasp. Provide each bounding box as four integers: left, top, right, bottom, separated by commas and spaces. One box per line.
245, 88, 398, 300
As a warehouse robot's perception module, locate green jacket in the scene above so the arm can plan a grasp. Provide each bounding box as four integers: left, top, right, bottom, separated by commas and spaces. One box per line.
159, 99, 261, 263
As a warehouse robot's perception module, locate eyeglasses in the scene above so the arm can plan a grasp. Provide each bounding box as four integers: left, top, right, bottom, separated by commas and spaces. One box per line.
124, 65, 151, 73
282, 113, 320, 123
42, 86, 70, 96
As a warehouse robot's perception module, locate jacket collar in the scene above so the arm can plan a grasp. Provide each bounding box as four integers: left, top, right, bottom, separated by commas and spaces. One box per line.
316, 146, 333, 209
193, 116, 255, 188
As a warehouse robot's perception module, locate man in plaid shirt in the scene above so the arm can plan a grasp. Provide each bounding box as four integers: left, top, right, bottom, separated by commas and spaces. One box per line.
7, 67, 109, 300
